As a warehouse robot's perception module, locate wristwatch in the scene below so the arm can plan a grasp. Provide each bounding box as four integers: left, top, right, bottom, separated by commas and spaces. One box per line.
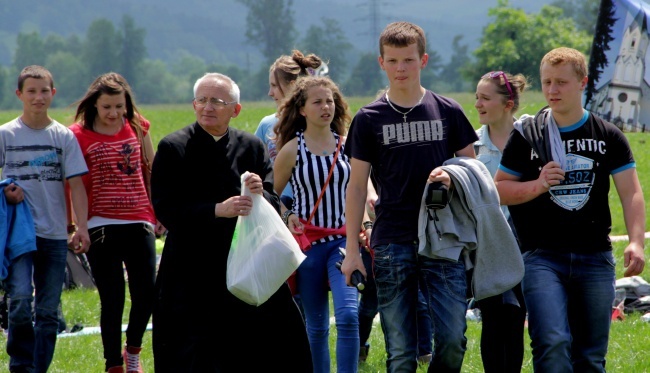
67, 223, 77, 234
282, 210, 294, 225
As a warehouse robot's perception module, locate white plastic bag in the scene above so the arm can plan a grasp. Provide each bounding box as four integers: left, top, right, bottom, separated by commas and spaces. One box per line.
227, 172, 306, 306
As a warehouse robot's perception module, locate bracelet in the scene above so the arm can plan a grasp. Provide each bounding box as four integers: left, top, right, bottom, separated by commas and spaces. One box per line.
282, 210, 295, 225
67, 223, 77, 234
362, 221, 373, 231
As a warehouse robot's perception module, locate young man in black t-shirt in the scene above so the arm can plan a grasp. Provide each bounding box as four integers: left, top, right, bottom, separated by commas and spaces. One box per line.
342, 21, 477, 372
495, 47, 646, 372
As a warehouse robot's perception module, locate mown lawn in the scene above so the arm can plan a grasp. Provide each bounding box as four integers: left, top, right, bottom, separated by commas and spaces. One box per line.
3, 240, 650, 373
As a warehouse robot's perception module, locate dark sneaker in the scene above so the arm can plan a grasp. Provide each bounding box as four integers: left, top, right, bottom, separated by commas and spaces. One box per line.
417, 353, 432, 365
359, 343, 370, 362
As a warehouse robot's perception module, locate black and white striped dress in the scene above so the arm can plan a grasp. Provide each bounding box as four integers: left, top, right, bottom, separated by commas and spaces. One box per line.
289, 130, 350, 244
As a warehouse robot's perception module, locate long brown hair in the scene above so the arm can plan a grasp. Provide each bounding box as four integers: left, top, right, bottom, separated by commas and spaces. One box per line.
73, 72, 142, 132
274, 76, 350, 149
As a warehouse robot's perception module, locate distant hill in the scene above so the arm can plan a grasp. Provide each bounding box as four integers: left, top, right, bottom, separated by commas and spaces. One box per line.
0, 0, 553, 70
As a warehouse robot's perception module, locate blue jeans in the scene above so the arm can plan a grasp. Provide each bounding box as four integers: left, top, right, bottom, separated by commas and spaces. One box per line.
6, 237, 68, 373
358, 247, 433, 357
416, 289, 433, 357
297, 237, 359, 373
374, 241, 467, 372
522, 249, 616, 373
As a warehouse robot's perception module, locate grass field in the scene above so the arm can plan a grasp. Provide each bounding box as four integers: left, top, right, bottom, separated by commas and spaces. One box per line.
1, 92, 649, 372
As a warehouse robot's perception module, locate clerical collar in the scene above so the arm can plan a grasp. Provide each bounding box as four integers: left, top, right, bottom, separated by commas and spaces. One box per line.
212, 128, 229, 142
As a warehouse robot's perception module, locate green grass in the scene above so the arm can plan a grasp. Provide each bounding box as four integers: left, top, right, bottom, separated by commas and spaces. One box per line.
1, 93, 649, 372
2, 240, 649, 372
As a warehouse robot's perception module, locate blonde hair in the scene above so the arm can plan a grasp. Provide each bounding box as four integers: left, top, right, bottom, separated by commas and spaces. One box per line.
270, 50, 323, 97
479, 72, 528, 114
540, 47, 587, 81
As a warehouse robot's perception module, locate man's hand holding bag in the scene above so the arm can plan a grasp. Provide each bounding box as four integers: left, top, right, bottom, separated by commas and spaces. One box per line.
227, 172, 306, 306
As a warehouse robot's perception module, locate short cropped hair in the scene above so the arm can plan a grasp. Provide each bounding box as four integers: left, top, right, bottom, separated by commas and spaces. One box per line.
193, 73, 240, 103
17, 65, 54, 92
379, 21, 426, 58
540, 47, 587, 81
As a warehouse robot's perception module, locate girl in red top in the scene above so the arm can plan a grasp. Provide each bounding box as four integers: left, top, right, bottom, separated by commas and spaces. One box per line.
69, 72, 163, 373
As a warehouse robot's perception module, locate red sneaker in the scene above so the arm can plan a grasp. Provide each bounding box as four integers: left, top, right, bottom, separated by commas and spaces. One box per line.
123, 345, 143, 373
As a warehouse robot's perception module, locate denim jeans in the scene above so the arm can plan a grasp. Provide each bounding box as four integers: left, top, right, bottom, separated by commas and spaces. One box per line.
87, 223, 156, 370
374, 241, 467, 373
358, 247, 433, 358
6, 237, 67, 373
358, 247, 378, 348
416, 289, 433, 357
522, 249, 616, 373
297, 237, 359, 373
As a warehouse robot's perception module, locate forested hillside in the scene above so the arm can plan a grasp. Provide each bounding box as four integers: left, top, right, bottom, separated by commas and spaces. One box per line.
0, 0, 554, 68
0, 0, 597, 106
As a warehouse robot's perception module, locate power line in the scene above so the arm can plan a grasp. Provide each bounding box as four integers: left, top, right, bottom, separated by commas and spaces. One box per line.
355, 0, 393, 51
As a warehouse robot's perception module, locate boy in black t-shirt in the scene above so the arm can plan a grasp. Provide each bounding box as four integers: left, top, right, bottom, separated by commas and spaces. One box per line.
341, 21, 477, 372
495, 47, 646, 372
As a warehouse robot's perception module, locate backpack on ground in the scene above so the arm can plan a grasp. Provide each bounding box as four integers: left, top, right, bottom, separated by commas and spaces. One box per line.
615, 276, 650, 313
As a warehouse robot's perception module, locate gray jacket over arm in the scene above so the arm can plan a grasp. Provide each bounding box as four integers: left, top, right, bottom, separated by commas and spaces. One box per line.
417, 157, 524, 300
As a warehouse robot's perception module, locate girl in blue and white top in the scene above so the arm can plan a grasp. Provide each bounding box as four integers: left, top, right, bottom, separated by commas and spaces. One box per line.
254, 50, 327, 208
273, 75, 361, 373
474, 70, 528, 373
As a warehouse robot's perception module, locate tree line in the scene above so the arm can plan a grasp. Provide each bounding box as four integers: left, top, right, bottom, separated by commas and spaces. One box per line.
0, 0, 597, 109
